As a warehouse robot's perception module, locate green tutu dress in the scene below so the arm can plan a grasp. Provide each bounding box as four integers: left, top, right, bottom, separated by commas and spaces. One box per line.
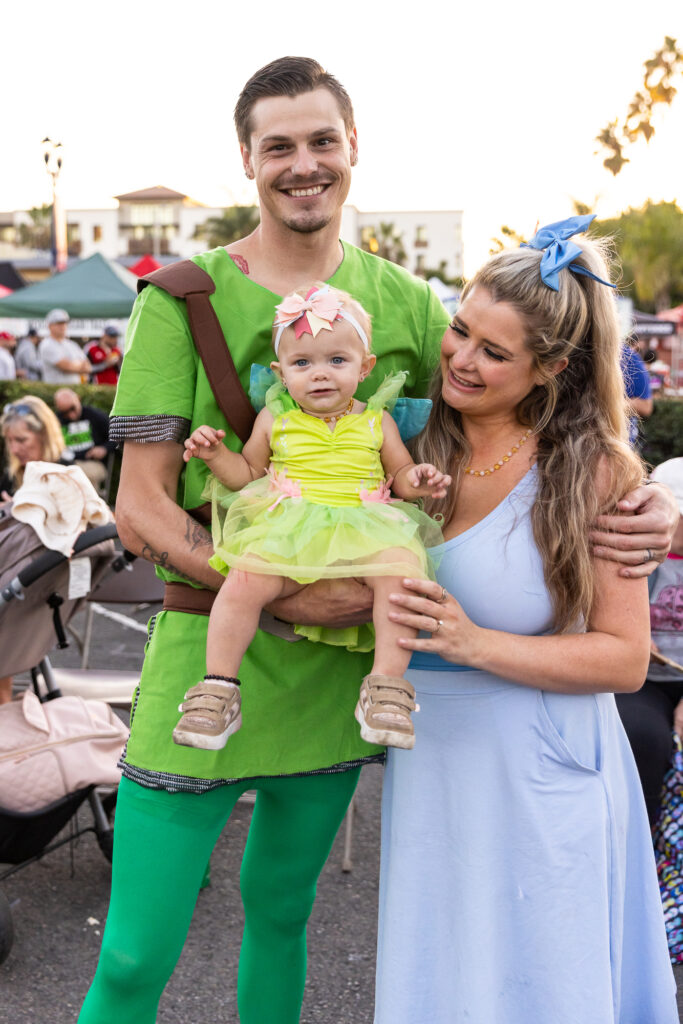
205, 373, 444, 651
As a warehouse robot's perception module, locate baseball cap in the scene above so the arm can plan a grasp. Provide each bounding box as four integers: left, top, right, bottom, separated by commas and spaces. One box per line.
103, 321, 121, 337
45, 308, 70, 325
650, 458, 683, 515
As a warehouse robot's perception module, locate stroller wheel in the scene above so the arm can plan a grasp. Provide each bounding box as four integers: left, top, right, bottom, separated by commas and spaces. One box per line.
0, 889, 14, 964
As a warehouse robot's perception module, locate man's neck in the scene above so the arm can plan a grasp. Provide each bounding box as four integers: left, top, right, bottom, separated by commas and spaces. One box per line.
228, 218, 344, 296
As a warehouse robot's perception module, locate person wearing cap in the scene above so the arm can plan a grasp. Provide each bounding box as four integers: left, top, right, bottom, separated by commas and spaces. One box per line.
0, 331, 17, 380
616, 457, 683, 826
84, 323, 123, 386
38, 309, 91, 384
14, 327, 43, 381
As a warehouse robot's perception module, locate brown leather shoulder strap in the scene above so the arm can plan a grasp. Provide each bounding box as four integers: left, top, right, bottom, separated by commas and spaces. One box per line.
139, 260, 256, 444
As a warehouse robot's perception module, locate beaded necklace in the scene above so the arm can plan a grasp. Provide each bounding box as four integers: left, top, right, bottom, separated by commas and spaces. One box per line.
322, 398, 354, 424
464, 428, 533, 478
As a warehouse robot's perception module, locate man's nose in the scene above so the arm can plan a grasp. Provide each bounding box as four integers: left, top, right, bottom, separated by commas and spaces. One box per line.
291, 145, 318, 177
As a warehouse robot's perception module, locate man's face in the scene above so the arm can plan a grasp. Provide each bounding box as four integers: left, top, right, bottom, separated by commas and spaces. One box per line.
242, 88, 357, 236
49, 321, 69, 341
56, 395, 82, 421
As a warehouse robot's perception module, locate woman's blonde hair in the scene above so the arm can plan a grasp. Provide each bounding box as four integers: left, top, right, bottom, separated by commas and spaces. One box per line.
1, 395, 66, 488
413, 235, 643, 631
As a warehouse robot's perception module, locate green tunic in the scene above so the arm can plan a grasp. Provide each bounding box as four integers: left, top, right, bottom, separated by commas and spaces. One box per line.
112, 243, 448, 790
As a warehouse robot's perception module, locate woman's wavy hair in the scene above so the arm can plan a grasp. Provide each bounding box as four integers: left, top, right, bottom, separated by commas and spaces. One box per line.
1, 395, 65, 488
413, 235, 643, 631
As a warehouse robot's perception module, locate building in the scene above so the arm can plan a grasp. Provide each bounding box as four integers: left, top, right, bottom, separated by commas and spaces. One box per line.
0, 187, 464, 282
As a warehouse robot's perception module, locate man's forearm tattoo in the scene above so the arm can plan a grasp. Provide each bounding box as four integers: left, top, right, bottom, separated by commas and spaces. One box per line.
184, 516, 213, 553
140, 543, 205, 587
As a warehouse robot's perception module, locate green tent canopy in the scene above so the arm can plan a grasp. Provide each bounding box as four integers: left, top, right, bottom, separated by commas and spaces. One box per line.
0, 253, 138, 318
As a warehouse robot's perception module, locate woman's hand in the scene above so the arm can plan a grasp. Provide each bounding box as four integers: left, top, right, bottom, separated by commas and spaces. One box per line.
388, 577, 486, 667
590, 481, 678, 578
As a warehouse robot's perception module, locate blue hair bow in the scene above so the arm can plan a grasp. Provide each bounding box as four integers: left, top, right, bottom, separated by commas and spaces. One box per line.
522, 214, 615, 292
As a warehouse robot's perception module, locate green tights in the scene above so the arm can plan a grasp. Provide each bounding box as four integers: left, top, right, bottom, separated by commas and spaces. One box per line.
78, 768, 360, 1024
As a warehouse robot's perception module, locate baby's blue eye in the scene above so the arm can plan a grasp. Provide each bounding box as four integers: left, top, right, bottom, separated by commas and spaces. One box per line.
331, 356, 346, 364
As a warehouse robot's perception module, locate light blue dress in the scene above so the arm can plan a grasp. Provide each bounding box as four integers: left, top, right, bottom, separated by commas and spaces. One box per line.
375, 468, 677, 1024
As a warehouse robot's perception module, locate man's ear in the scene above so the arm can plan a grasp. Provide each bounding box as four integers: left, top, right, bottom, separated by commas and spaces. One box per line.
241, 144, 254, 180
349, 127, 359, 167
359, 353, 376, 380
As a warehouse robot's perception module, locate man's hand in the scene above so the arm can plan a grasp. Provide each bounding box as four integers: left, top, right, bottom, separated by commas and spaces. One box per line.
267, 577, 374, 628
590, 481, 678, 578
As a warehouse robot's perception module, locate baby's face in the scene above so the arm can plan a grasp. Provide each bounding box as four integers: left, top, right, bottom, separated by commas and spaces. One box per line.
272, 320, 375, 419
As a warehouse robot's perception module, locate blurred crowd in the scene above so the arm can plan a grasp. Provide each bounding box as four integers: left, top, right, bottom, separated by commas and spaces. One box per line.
0, 307, 122, 386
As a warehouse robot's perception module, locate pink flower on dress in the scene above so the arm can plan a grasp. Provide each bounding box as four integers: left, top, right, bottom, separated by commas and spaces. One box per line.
267, 466, 302, 511
359, 481, 410, 522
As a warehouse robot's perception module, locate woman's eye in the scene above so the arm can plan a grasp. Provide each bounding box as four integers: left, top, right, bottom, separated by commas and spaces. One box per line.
450, 322, 467, 338
484, 348, 506, 362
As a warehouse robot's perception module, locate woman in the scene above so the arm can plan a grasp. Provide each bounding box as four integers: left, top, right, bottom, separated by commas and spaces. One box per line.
374, 217, 678, 1022
0, 396, 74, 702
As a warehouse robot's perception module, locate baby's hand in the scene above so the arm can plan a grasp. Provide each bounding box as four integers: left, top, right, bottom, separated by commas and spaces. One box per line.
408, 464, 452, 499
183, 425, 226, 463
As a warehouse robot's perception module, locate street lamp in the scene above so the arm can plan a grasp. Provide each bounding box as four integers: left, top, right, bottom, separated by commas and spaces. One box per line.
42, 137, 67, 271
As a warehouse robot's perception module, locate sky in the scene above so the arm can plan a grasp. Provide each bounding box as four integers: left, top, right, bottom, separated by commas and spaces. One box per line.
3, 0, 683, 274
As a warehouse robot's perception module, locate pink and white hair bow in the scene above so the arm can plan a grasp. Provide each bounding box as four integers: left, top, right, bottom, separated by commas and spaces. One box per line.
273, 285, 369, 355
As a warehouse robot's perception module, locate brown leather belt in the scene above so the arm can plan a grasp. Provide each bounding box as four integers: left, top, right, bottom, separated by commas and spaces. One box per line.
162, 580, 301, 641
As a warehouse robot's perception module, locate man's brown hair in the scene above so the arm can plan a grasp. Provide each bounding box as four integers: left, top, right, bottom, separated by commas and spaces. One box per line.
234, 56, 355, 145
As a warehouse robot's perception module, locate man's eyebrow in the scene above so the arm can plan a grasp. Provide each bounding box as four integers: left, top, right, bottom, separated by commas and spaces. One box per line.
453, 315, 514, 357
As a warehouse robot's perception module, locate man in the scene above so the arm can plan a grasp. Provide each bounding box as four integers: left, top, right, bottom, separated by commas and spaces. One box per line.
0, 331, 16, 380
79, 58, 678, 1024
621, 339, 653, 448
53, 388, 114, 493
38, 308, 91, 384
84, 322, 122, 385
14, 327, 42, 380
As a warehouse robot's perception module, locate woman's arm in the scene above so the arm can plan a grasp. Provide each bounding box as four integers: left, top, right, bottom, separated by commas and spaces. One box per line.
390, 559, 650, 694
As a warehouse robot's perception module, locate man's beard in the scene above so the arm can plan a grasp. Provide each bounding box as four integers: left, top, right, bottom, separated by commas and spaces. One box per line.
282, 210, 334, 234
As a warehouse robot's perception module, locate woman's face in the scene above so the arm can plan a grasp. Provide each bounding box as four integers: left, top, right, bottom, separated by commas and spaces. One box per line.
3, 420, 44, 467
440, 285, 543, 422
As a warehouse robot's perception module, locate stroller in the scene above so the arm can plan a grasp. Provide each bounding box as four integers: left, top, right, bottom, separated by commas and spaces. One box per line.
0, 508, 137, 965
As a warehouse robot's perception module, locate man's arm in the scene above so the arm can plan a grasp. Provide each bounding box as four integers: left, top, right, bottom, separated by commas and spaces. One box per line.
590, 481, 679, 578
628, 396, 653, 418
116, 440, 223, 590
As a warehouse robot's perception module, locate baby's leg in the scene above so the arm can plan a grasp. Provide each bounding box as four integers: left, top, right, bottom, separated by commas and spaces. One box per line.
354, 549, 424, 750
173, 570, 303, 751
207, 569, 304, 677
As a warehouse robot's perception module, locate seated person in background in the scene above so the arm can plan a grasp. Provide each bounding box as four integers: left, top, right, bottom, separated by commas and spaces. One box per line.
54, 388, 114, 495
616, 457, 683, 827
84, 323, 122, 385
14, 327, 43, 381
38, 309, 91, 384
0, 395, 76, 704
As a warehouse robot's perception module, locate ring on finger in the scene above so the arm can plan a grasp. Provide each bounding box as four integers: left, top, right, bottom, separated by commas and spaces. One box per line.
643, 548, 655, 564
432, 618, 444, 635
439, 586, 447, 603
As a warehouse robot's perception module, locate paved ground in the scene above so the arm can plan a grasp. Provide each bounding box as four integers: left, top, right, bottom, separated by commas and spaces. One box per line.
2, 595, 682, 1022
